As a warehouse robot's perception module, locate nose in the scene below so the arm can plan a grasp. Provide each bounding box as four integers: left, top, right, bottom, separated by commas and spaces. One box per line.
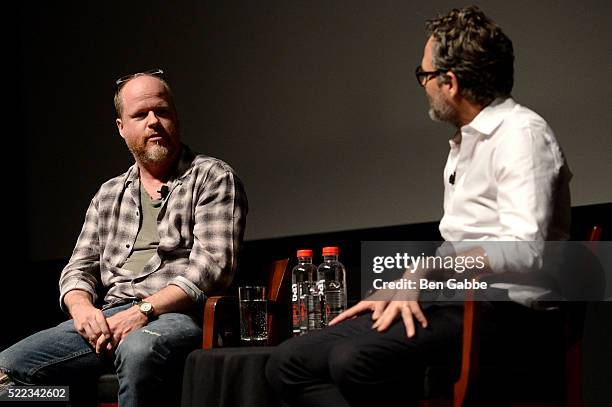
146, 110, 160, 127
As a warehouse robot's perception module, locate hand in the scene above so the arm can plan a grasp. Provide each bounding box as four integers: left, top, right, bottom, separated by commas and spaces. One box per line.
329, 300, 389, 326
329, 295, 428, 338
69, 302, 112, 352
370, 300, 427, 338
96, 305, 148, 353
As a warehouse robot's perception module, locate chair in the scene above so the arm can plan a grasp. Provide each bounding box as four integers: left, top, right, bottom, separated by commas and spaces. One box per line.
96, 258, 291, 407
202, 258, 291, 349
450, 225, 603, 407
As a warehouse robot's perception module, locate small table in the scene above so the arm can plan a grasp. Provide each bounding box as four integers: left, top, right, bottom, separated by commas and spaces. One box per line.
182, 346, 277, 407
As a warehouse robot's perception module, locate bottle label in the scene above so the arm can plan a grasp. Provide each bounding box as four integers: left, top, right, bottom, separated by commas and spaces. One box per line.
316, 279, 325, 296
291, 283, 299, 334
327, 280, 341, 290
292, 303, 300, 334
291, 283, 298, 302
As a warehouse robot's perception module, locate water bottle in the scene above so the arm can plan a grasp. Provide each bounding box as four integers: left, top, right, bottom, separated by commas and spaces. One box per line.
291, 249, 318, 335
317, 246, 347, 326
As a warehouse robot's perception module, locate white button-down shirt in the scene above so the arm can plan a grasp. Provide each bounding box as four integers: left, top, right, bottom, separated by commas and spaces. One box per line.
439, 98, 571, 274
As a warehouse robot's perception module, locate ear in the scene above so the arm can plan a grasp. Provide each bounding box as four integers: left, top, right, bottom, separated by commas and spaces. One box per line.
116, 118, 125, 140
442, 70, 460, 99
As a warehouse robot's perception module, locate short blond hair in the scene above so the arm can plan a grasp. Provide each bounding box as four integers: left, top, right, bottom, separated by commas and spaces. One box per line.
113, 75, 175, 118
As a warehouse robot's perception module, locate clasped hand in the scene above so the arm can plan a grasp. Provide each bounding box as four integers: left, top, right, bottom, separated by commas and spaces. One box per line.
71, 303, 148, 354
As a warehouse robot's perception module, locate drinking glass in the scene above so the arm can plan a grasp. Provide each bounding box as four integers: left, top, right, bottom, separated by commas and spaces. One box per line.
238, 286, 268, 345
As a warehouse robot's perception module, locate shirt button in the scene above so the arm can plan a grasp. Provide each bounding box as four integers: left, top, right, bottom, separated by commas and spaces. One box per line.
136, 211, 139, 216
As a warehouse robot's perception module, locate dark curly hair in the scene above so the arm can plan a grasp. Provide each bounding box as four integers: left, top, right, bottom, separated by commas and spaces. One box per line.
425, 5, 514, 106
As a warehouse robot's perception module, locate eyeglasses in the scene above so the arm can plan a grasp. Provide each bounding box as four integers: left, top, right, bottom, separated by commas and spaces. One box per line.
115, 68, 164, 88
415, 65, 444, 87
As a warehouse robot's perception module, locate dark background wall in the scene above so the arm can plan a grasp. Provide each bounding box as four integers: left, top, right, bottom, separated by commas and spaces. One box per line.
4, 1, 611, 405
18, 0, 612, 262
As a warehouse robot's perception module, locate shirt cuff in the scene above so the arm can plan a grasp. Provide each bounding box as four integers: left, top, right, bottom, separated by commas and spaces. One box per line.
481, 241, 543, 273
168, 276, 206, 306
59, 280, 98, 313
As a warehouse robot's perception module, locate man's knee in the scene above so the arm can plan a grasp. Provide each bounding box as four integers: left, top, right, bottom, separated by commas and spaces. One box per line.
115, 329, 167, 374
265, 340, 295, 389
327, 341, 368, 386
266, 336, 317, 393
0, 350, 24, 383
0, 330, 72, 385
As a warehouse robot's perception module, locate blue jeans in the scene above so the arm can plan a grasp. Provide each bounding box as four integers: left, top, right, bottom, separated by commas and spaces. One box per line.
0, 303, 202, 407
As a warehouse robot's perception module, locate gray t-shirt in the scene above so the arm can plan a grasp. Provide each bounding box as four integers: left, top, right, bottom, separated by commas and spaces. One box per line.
122, 183, 163, 273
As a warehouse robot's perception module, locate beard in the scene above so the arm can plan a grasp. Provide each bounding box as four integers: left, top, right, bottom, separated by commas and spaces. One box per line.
127, 138, 175, 164
428, 90, 460, 128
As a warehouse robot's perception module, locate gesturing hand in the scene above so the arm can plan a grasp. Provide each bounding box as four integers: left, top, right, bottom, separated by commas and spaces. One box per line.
329, 294, 428, 338
370, 299, 427, 338
329, 300, 389, 326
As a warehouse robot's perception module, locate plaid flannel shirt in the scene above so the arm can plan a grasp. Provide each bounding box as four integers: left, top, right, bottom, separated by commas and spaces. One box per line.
59, 144, 247, 312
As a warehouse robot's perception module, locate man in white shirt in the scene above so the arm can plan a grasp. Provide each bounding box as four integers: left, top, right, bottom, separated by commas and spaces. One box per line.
266, 6, 570, 406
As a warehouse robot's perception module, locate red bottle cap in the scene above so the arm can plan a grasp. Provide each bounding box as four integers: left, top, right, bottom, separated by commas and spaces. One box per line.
322, 246, 339, 256
297, 249, 313, 258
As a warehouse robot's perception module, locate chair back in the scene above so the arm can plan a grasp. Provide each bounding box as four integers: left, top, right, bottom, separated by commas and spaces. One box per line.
451, 225, 603, 407
265, 258, 291, 345
202, 258, 291, 349
564, 225, 602, 407
267, 258, 290, 302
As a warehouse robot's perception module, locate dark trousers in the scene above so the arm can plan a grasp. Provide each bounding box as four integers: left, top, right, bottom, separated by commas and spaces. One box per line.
265, 304, 464, 407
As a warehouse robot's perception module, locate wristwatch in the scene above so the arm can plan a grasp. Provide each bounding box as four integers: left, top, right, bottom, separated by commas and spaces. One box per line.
137, 301, 154, 319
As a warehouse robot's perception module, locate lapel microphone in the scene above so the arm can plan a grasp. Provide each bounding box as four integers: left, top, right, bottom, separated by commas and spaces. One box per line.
158, 185, 170, 199
449, 171, 456, 185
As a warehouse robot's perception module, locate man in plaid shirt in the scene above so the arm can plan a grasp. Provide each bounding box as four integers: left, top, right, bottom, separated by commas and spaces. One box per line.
0, 70, 247, 406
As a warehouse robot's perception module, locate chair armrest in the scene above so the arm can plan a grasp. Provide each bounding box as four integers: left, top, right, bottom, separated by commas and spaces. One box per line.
453, 273, 528, 407
202, 296, 288, 348
453, 274, 566, 407
202, 295, 240, 349
453, 290, 481, 407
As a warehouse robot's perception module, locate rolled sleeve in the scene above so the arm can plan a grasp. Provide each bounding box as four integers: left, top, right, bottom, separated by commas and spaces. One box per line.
483, 241, 544, 274
490, 122, 561, 272
169, 276, 205, 305
180, 165, 247, 301
58, 194, 102, 312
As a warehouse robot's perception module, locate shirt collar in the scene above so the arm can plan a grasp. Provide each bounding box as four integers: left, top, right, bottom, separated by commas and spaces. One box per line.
175, 144, 196, 181
122, 143, 196, 188
462, 97, 516, 137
